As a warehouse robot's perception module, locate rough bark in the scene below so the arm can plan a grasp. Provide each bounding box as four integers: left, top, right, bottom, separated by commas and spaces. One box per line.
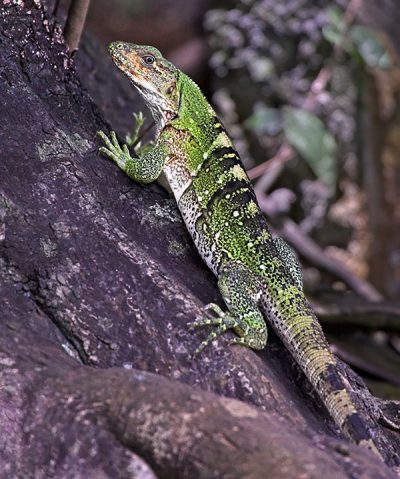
0, 2, 399, 477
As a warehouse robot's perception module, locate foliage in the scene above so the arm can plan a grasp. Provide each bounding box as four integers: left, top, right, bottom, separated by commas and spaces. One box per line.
206, 0, 394, 199
323, 6, 392, 69
283, 107, 337, 190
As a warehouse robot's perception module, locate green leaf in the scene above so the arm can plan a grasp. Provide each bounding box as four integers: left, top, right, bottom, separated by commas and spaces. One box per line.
327, 6, 345, 32
322, 6, 345, 46
244, 104, 283, 136
322, 25, 342, 46
323, 7, 392, 70
283, 107, 337, 190
350, 25, 392, 69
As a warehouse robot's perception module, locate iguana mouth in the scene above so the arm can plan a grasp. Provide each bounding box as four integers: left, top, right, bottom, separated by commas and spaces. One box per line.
109, 49, 124, 68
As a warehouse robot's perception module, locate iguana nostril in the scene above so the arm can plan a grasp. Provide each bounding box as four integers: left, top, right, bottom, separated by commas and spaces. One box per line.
108, 42, 125, 53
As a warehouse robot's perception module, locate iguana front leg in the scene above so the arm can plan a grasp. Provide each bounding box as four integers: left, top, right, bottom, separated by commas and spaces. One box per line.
97, 130, 166, 184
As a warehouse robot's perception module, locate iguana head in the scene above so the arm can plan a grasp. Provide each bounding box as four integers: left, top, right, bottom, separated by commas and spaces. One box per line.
109, 42, 180, 128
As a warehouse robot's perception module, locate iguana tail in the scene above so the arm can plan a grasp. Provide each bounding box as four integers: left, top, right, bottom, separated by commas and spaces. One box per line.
259, 293, 382, 458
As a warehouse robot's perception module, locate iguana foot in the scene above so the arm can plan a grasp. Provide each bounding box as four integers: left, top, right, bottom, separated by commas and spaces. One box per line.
190, 303, 239, 356
97, 130, 132, 169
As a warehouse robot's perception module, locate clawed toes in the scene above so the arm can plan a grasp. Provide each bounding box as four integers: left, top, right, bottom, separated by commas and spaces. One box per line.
97, 130, 122, 154
193, 334, 217, 357
187, 320, 203, 330
193, 342, 208, 357
204, 303, 225, 319
190, 317, 223, 330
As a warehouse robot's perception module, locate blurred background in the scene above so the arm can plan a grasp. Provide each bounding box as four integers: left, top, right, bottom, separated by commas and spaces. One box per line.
53, 0, 400, 398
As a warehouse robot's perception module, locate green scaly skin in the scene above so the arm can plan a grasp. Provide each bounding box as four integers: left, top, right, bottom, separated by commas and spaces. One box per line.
97, 42, 382, 459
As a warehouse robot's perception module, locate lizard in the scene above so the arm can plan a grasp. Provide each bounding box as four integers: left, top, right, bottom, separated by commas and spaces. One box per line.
97, 42, 383, 459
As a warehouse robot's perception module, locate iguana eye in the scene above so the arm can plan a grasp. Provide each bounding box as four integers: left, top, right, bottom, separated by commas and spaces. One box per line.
166, 85, 174, 94
142, 55, 155, 65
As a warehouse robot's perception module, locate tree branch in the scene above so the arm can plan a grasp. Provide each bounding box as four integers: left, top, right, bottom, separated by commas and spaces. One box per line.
64, 0, 91, 53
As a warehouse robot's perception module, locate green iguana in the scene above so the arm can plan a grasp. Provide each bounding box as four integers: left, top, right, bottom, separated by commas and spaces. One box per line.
97, 42, 382, 459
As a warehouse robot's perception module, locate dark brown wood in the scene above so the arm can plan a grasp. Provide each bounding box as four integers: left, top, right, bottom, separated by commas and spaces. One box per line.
64, 0, 91, 52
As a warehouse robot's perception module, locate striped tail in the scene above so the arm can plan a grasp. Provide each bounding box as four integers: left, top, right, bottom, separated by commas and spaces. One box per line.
260, 296, 382, 458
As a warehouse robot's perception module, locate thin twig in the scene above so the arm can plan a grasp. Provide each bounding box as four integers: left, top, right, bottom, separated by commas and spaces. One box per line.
53, 0, 62, 17
331, 344, 400, 387
257, 190, 382, 302
280, 218, 382, 302
313, 299, 400, 332
248, 143, 293, 183
64, 0, 91, 53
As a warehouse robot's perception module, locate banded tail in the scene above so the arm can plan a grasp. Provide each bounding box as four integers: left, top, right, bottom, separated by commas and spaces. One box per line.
259, 292, 381, 457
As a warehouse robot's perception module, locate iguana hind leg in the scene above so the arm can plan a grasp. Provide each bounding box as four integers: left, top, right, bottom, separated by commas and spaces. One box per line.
191, 261, 268, 354
273, 237, 303, 290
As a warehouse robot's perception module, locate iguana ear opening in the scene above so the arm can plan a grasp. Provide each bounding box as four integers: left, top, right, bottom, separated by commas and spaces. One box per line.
166, 84, 175, 96
164, 82, 179, 115
165, 111, 177, 121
